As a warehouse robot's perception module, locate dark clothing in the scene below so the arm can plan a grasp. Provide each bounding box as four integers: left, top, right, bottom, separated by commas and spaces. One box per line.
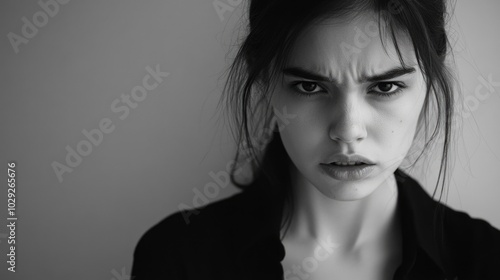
131, 168, 500, 279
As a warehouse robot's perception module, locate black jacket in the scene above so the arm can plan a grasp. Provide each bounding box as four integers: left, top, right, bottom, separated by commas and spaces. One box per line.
131, 168, 500, 279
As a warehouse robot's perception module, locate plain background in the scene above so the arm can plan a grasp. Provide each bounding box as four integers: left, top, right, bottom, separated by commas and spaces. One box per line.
1, 0, 499, 279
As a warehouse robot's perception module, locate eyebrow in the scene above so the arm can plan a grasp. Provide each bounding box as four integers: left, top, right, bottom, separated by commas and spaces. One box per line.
282, 66, 416, 83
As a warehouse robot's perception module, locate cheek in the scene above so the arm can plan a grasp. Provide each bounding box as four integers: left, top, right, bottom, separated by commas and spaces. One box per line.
372, 92, 424, 153
279, 109, 319, 152
397, 88, 426, 135
272, 91, 323, 159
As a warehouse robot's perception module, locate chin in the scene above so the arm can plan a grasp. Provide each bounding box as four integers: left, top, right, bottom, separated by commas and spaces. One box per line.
317, 180, 379, 201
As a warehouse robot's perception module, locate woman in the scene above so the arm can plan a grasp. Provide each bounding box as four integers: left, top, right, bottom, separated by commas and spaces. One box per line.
131, 0, 500, 279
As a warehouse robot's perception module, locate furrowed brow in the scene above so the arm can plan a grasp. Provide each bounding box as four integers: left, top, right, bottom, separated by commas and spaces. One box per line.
282, 67, 332, 82
361, 66, 416, 82
282, 66, 416, 83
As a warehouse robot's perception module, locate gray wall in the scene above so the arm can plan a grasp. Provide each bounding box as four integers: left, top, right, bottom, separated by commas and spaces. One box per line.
0, 0, 499, 279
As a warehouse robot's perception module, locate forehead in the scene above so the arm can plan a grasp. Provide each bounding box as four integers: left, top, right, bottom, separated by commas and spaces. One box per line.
286, 12, 417, 83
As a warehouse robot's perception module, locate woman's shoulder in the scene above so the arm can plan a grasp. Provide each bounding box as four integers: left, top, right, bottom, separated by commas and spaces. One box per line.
397, 169, 500, 246
441, 202, 500, 255
131, 189, 259, 278
396, 169, 500, 277
135, 189, 252, 247
436, 200, 500, 277
133, 185, 278, 257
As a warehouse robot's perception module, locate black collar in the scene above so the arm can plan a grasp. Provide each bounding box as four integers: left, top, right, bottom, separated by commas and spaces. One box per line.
393, 168, 455, 279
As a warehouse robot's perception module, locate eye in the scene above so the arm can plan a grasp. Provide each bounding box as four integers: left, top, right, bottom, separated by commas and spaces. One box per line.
370, 82, 407, 97
292, 81, 325, 95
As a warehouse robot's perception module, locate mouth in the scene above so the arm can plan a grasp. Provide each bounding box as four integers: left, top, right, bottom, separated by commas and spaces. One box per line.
320, 161, 376, 181
323, 154, 375, 166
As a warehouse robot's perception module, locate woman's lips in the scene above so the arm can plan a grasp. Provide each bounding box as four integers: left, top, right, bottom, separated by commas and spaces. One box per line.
324, 154, 375, 165
319, 163, 376, 181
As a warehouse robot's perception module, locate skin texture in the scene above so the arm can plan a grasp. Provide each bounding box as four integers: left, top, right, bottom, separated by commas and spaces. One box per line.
270, 11, 427, 279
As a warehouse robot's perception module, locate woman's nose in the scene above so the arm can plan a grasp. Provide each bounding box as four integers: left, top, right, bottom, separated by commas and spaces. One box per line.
328, 96, 367, 144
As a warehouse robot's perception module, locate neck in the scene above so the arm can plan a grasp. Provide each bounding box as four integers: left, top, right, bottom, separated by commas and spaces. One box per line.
281, 166, 400, 253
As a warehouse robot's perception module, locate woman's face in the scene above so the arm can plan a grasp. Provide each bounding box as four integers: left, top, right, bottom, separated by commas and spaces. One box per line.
270, 12, 427, 201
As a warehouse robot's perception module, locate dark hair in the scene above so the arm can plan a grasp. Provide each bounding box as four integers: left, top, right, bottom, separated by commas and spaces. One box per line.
217, 0, 456, 245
